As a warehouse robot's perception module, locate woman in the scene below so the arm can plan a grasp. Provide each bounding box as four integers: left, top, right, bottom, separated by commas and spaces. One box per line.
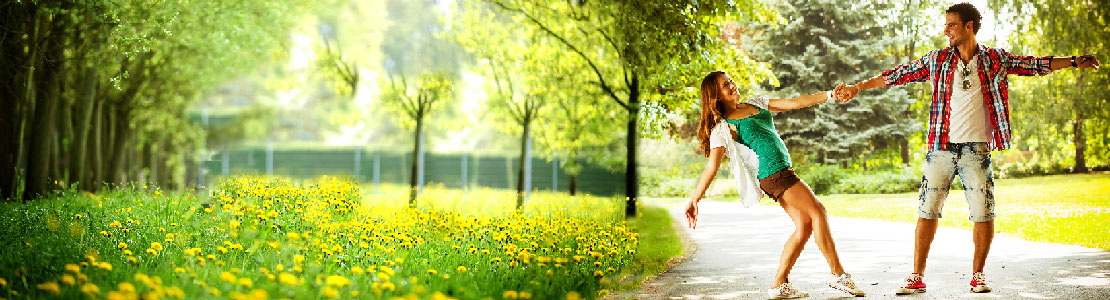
684, 71, 865, 299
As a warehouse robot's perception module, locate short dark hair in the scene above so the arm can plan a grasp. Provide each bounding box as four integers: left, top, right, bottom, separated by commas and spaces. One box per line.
946, 2, 982, 34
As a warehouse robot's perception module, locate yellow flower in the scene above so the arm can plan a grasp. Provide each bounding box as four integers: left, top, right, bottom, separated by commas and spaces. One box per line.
325, 275, 350, 287
151, 242, 163, 251
36, 282, 61, 294
61, 275, 76, 285
117, 282, 136, 293
593, 270, 604, 277
427, 269, 438, 275
220, 272, 237, 283
519, 291, 532, 299
456, 266, 467, 272
117, 242, 128, 250
351, 266, 364, 275
97, 261, 113, 270
123, 250, 133, 256
100, 230, 110, 237
565, 291, 581, 300
128, 256, 139, 263
293, 255, 305, 264
278, 273, 299, 285
503, 290, 519, 299
322, 287, 339, 299
65, 264, 80, 273
109, 221, 122, 228
174, 267, 185, 273
80, 283, 100, 295
381, 282, 396, 291
146, 248, 158, 255
237, 277, 253, 287
0, 278, 6, 287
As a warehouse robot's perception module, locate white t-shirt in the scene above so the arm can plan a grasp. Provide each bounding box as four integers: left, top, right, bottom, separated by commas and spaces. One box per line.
948, 55, 993, 143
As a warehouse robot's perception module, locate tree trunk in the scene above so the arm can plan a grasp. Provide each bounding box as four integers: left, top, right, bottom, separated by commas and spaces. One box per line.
516, 118, 531, 208
71, 67, 97, 190
1074, 118, 1087, 173
107, 104, 132, 186
568, 174, 577, 196
899, 137, 911, 166
0, 4, 36, 200
408, 115, 423, 207
90, 99, 106, 190
26, 11, 66, 199
625, 75, 640, 218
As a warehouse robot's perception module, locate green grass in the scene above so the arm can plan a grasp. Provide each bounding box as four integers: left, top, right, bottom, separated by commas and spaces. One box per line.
611, 205, 683, 293
0, 176, 653, 299
818, 173, 1110, 250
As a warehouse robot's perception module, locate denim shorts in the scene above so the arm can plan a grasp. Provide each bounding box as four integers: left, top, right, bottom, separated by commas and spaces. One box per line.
917, 142, 996, 222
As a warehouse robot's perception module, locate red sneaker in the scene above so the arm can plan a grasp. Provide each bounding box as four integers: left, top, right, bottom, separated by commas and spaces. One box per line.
894, 273, 926, 295
970, 272, 992, 293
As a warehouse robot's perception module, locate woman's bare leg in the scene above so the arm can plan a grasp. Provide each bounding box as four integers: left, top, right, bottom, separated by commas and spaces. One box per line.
783, 181, 846, 274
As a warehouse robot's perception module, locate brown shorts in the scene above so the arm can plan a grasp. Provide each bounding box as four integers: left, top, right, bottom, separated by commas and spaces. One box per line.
759, 167, 801, 201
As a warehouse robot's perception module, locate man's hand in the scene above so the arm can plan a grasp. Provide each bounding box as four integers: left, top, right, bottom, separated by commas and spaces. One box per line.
836, 84, 861, 102
1077, 54, 1100, 70
832, 84, 850, 103
685, 199, 699, 229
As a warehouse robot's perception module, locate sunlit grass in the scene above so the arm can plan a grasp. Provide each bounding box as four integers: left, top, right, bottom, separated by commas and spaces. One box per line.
819, 173, 1110, 250
0, 175, 676, 299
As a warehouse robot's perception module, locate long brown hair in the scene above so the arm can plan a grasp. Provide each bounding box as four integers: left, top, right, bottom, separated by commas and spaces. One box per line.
696, 71, 728, 157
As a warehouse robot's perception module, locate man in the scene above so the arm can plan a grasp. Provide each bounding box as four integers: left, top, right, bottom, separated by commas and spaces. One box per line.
834, 2, 1100, 295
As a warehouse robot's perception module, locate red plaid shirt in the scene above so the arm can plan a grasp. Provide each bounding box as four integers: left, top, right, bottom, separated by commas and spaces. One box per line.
881, 44, 1053, 151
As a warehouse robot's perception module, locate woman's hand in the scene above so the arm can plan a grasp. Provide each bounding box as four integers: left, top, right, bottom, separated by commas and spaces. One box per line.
685, 199, 699, 229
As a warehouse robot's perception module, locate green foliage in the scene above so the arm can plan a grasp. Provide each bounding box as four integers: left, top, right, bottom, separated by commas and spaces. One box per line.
746, 0, 918, 163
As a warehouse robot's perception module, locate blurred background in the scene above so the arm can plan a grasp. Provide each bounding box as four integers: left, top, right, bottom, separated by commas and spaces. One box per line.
1, 0, 1107, 205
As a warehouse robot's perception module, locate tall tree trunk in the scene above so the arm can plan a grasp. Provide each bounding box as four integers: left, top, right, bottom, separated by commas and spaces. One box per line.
516, 118, 531, 208
625, 75, 640, 218
71, 67, 97, 190
900, 137, 911, 166
408, 115, 423, 207
1074, 118, 1087, 173
568, 174, 577, 196
90, 99, 106, 190
107, 105, 132, 186
26, 11, 66, 199
0, 4, 36, 200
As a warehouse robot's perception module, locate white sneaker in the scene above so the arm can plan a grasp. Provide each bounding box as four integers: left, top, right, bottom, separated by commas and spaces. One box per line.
827, 273, 866, 297
970, 272, 992, 293
768, 282, 809, 299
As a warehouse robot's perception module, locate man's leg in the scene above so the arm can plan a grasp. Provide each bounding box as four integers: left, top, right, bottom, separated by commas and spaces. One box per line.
914, 217, 939, 274
972, 220, 994, 273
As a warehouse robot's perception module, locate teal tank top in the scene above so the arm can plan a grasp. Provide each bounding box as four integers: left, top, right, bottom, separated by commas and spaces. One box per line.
724, 109, 792, 179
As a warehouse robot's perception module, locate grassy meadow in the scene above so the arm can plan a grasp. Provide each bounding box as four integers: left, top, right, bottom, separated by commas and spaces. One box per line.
0, 176, 680, 299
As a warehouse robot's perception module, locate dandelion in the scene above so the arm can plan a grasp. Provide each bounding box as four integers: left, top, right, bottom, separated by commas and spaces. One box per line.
100, 230, 110, 237
322, 287, 340, 298
381, 282, 396, 291
174, 267, 185, 273
117, 282, 136, 293
61, 275, 76, 285
146, 248, 158, 255
97, 262, 113, 270
325, 275, 350, 287
220, 272, 237, 283
151, 242, 163, 251
65, 264, 80, 273
117, 242, 128, 250
278, 273, 299, 285
456, 266, 467, 272
237, 277, 253, 287
519, 291, 532, 299
351, 266, 364, 275
80, 283, 100, 295
36, 282, 61, 294
503, 290, 519, 299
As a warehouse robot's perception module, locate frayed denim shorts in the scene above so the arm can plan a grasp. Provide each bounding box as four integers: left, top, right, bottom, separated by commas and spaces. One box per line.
917, 142, 996, 222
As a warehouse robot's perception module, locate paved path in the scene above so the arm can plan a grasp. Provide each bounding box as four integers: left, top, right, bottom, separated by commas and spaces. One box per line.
633, 200, 1110, 299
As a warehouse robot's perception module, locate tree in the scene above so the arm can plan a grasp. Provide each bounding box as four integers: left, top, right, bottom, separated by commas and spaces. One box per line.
746, 0, 918, 165
480, 0, 778, 217
0, 0, 304, 200
1003, 0, 1110, 172
381, 73, 456, 206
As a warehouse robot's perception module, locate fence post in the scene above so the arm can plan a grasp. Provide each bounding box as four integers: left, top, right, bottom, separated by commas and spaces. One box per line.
222, 150, 229, 177
461, 148, 468, 190
524, 136, 532, 199
266, 136, 274, 175
373, 152, 380, 193
354, 147, 361, 182
552, 157, 558, 191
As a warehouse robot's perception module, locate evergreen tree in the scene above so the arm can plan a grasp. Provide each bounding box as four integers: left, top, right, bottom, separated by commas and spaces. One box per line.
749, 0, 918, 164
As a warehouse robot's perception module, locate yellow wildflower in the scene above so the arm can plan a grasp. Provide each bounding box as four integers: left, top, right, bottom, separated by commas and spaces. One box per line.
65, 264, 80, 273
278, 273, 299, 285
61, 275, 76, 285
325, 275, 350, 287
322, 287, 339, 298
80, 283, 100, 295
36, 282, 61, 294
503, 291, 519, 299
